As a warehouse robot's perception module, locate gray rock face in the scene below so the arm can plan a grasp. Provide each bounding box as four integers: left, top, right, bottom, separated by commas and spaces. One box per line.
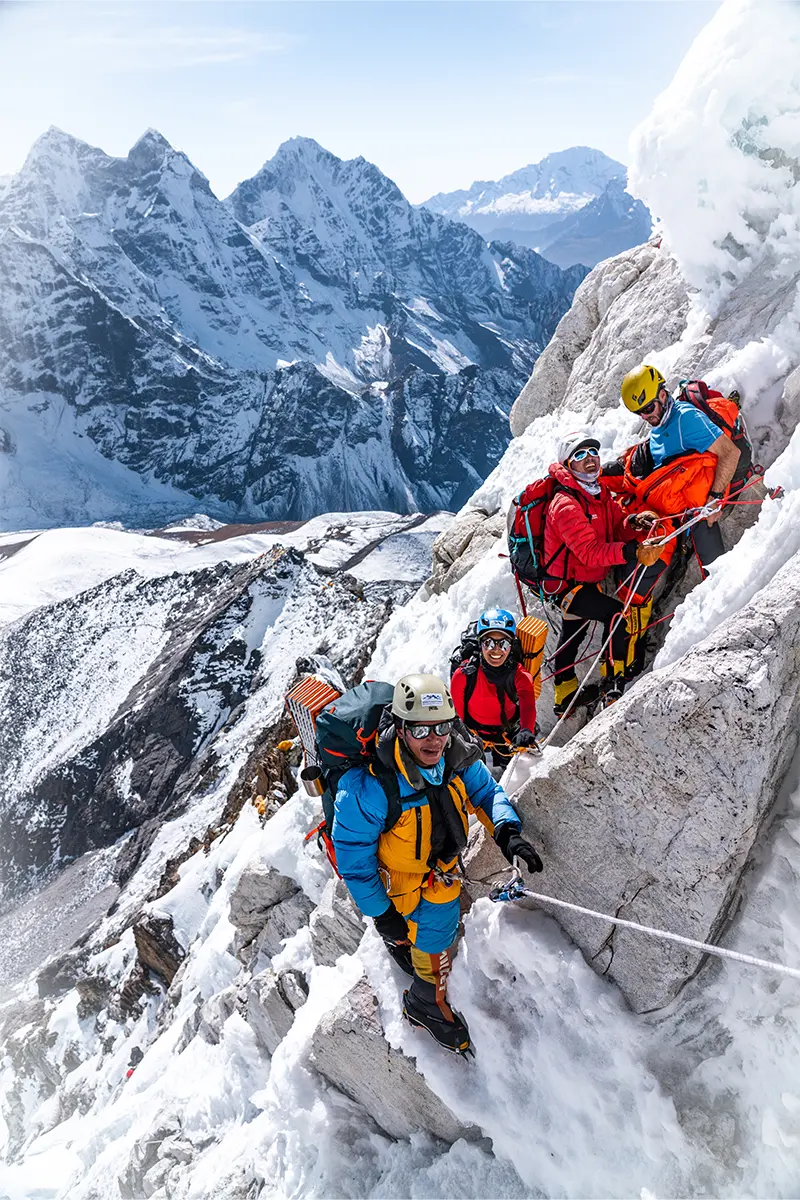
246, 968, 308, 1054
513, 551, 800, 1011
228, 860, 314, 962
308, 877, 365, 966
251, 891, 315, 961
311, 977, 473, 1143
510, 243, 689, 435
198, 985, 241, 1046
228, 863, 298, 942
430, 509, 506, 594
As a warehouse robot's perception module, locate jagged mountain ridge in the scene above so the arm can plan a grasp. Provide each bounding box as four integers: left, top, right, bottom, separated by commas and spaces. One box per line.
423, 146, 652, 268
0, 129, 586, 528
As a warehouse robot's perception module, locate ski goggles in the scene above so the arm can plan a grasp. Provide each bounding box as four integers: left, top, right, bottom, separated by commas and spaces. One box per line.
404, 720, 454, 740
569, 446, 600, 462
480, 635, 512, 650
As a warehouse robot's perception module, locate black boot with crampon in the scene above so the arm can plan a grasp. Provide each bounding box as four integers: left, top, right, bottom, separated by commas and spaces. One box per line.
553, 676, 602, 718
403, 974, 472, 1058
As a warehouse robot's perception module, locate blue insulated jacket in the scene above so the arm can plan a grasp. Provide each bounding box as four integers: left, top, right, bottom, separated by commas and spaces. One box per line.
332, 756, 521, 917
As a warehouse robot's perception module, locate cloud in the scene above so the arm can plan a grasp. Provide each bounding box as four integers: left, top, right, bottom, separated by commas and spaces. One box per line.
67, 26, 296, 71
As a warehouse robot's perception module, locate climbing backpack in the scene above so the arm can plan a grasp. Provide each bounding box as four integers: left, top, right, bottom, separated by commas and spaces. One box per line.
305, 680, 403, 872
507, 475, 589, 586
507, 476, 559, 585
677, 380, 753, 485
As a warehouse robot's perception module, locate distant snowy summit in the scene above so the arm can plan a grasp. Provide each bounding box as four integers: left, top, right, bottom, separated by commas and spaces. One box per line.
423, 147, 652, 268
0, 129, 586, 529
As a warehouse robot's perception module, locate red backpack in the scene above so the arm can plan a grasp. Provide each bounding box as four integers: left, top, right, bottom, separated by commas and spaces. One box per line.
678, 380, 753, 483
507, 476, 582, 585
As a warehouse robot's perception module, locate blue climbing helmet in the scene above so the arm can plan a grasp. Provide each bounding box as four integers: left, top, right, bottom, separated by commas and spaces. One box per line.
476, 607, 517, 639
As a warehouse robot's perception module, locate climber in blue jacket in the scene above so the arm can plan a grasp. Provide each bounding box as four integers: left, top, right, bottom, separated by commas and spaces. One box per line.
333, 672, 543, 1056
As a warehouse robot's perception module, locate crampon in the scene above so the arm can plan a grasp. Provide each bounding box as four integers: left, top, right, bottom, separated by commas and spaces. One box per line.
402, 990, 473, 1058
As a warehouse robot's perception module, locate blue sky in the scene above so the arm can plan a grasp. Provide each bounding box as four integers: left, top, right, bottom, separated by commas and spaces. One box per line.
0, 1, 719, 202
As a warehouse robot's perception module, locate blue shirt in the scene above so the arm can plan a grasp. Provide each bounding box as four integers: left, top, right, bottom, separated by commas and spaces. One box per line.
649, 398, 720, 467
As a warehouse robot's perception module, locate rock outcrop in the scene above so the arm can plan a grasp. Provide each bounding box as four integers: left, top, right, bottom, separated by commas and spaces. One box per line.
308, 877, 365, 967
509, 243, 689, 435
228, 861, 314, 963
429, 509, 506, 595
311, 977, 475, 1143
132, 914, 186, 987
247, 969, 308, 1054
512, 550, 800, 1011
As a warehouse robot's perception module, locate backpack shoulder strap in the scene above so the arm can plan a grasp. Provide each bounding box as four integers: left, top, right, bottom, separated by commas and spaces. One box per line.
680, 381, 735, 437
463, 658, 480, 709
371, 760, 404, 832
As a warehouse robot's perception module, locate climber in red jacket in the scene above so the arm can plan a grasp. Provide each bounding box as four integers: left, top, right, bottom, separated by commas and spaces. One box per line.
451, 608, 538, 768
543, 431, 661, 714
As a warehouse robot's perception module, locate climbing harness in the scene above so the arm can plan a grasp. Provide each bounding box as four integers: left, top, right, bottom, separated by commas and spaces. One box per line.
531, 560, 649, 750
489, 861, 800, 983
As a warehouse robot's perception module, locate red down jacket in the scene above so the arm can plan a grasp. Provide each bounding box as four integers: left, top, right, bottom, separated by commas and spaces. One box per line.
451, 662, 537, 738
542, 462, 637, 591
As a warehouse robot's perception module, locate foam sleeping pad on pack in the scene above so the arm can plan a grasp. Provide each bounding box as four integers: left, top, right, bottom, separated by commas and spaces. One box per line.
517, 615, 549, 699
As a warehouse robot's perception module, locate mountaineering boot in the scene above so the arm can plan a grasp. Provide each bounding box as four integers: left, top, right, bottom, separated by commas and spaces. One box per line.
554, 676, 601, 717
403, 975, 472, 1056
553, 675, 578, 716
383, 939, 414, 976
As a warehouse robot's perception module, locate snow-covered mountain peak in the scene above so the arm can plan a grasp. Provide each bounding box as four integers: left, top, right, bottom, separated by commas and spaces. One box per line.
126, 127, 185, 174
423, 146, 651, 269
227, 135, 410, 235
425, 146, 625, 215
23, 125, 96, 165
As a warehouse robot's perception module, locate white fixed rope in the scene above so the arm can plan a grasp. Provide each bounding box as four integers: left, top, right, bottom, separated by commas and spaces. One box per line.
508, 882, 800, 982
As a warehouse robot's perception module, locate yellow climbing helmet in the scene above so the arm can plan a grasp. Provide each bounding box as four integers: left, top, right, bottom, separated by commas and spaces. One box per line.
621, 364, 666, 413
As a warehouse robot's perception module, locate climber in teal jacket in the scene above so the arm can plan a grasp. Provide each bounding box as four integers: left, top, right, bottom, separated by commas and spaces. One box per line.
332, 672, 543, 1056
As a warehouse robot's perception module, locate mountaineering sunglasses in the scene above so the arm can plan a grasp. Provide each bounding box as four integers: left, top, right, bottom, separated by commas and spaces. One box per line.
481, 635, 512, 650
569, 447, 600, 462
405, 720, 454, 740
638, 399, 660, 416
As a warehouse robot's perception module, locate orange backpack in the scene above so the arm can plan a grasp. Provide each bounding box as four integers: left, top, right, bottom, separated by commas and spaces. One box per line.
604, 443, 717, 517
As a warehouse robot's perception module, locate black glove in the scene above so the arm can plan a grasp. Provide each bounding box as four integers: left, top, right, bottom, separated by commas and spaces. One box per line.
373, 903, 409, 944
622, 539, 639, 567
494, 824, 543, 873
511, 728, 538, 750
